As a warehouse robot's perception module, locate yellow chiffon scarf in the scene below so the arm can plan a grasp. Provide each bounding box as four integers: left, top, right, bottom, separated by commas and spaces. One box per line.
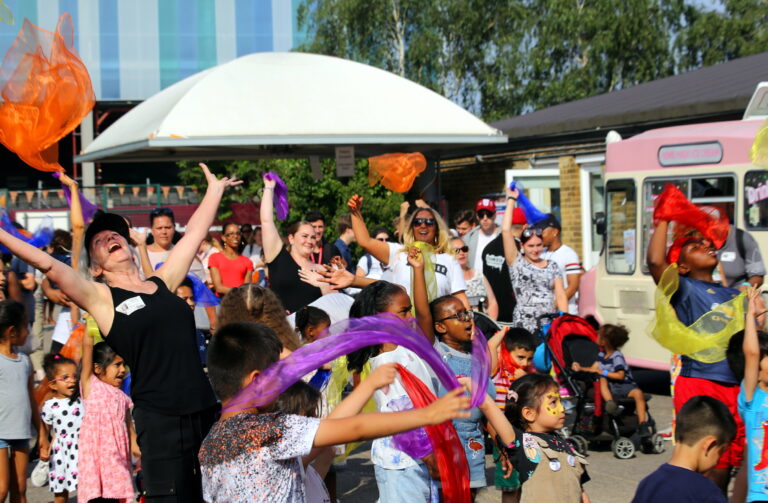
410, 241, 439, 305
651, 264, 746, 363
325, 356, 376, 461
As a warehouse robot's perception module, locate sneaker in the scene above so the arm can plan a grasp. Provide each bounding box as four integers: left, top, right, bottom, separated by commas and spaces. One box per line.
605, 400, 620, 416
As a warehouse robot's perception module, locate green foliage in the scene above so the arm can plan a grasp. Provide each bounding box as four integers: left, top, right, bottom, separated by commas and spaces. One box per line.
177, 159, 403, 242
297, 0, 768, 119
676, 0, 768, 70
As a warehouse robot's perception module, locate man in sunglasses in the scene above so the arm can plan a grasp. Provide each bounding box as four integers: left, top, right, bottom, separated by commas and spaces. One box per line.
534, 214, 582, 314
464, 199, 500, 280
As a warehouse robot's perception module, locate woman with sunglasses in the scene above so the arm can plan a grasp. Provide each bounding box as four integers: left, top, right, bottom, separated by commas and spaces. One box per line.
502, 188, 568, 333
348, 195, 468, 306
452, 237, 497, 314
208, 222, 253, 296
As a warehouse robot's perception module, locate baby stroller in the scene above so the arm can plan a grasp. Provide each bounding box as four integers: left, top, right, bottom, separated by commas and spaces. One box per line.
538, 314, 665, 459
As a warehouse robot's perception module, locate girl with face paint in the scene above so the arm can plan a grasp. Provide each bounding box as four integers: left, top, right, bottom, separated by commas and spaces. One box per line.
474, 373, 591, 502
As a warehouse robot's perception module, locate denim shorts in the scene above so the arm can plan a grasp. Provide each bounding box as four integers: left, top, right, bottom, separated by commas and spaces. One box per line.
374, 463, 434, 503
0, 438, 30, 449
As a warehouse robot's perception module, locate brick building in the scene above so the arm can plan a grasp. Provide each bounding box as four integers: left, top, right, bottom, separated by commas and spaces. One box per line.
439, 51, 768, 270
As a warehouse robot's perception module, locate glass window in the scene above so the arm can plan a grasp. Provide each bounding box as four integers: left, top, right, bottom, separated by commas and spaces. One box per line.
641, 175, 735, 272
605, 180, 637, 274
745, 170, 768, 229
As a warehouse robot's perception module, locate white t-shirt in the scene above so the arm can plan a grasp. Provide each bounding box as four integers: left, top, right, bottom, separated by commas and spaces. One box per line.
473, 230, 497, 273
356, 253, 388, 280
286, 293, 354, 326
382, 242, 466, 297
542, 245, 581, 314
369, 346, 438, 469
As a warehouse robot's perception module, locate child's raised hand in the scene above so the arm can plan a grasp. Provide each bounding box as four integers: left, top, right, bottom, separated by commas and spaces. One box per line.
425, 388, 470, 425
365, 362, 398, 391
407, 246, 424, 269
747, 286, 761, 313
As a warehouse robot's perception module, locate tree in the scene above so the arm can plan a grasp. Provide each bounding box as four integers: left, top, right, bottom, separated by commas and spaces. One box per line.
675, 0, 768, 71
297, 0, 528, 119
177, 158, 404, 243
519, 0, 686, 111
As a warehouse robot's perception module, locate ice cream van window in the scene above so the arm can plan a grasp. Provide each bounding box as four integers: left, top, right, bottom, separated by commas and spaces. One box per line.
605, 180, 637, 274
641, 175, 735, 273
745, 170, 768, 229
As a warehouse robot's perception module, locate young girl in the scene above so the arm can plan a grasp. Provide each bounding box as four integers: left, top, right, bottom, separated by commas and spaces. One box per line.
572, 324, 648, 433
346, 274, 439, 503
295, 306, 331, 343
0, 299, 44, 503
40, 353, 82, 502
429, 294, 490, 497
476, 373, 590, 502
77, 329, 137, 503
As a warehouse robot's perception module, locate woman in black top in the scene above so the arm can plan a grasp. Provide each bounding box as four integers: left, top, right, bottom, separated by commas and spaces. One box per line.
260, 174, 330, 312
0, 164, 241, 502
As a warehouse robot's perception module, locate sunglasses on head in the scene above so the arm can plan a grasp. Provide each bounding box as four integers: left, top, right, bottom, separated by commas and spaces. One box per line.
477, 210, 494, 219
453, 245, 469, 253
522, 228, 543, 238
437, 310, 474, 323
150, 207, 174, 217
413, 218, 436, 227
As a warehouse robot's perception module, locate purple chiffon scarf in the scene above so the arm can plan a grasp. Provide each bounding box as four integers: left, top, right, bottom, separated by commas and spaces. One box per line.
264, 171, 289, 220
52, 172, 98, 224
221, 313, 490, 413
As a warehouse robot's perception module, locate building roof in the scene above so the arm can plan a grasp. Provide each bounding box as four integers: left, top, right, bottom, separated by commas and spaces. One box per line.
492, 51, 768, 140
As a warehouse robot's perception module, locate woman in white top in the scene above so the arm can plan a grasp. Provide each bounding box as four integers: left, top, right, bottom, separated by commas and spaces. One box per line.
348, 195, 468, 306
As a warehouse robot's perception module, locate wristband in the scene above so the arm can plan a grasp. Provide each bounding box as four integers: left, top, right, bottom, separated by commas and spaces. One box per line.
601, 369, 608, 377
741, 281, 751, 288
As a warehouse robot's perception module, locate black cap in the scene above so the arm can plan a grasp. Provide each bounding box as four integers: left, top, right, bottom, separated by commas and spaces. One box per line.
533, 213, 561, 231
84, 212, 130, 264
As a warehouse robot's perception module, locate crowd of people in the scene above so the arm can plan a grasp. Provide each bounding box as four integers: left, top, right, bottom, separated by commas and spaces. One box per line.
0, 168, 766, 503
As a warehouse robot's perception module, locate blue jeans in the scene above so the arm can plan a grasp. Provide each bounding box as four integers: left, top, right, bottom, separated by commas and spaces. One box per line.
0, 438, 29, 449
374, 463, 434, 503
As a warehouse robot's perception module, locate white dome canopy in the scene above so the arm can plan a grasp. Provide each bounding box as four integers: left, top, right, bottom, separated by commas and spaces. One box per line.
76, 52, 506, 163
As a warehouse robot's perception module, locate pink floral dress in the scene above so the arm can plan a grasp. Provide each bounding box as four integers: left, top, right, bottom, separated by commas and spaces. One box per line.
77, 375, 134, 502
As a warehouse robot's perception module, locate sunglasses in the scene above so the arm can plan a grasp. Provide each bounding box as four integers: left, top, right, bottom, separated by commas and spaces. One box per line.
413, 218, 436, 227
522, 228, 543, 238
477, 210, 494, 219
150, 207, 174, 217
437, 310, 474, 323
453, 245, 469, 253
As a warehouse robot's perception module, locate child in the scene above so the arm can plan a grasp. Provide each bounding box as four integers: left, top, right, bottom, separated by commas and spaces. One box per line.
572, 324, 649, 434
295, 306, 331, 343
175, 277, 209, 366
40, 353, 82, 503
199, 321, 469, 502
345, 275, 440, 502
632, 396, 736, 502
0, 299, 45, 503
488, 327, 536, 502
647, 193, 749, 491
430, 294, 491, 496
476, 373, 590, 502
77, 329, 138, 503
738, 287, 768, 502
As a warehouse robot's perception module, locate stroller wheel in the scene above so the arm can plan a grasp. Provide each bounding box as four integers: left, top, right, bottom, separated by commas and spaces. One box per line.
649, 433, 665, 454
568, 435, 588, 456
612, 437, 635, 459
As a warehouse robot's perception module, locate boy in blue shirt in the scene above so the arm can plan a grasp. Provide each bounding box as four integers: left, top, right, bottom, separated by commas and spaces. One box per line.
632, 395, 736, 503
739, 287, 768, 502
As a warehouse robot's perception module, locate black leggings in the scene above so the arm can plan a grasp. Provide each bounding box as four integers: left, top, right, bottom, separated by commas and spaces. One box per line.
133, 406, 217, 502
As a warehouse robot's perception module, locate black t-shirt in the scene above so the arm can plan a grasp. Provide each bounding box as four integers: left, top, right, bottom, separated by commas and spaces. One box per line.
632, 464, 726, 503
482, 234, 515, 322
105, 277, 217, 415
267, 247, 322, 313
310, 241, 336, 266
